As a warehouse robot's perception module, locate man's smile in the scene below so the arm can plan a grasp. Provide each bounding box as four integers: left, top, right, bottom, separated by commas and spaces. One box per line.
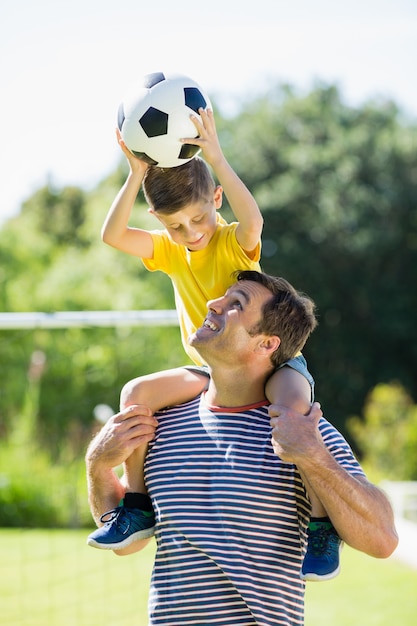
203, 318, 219, 332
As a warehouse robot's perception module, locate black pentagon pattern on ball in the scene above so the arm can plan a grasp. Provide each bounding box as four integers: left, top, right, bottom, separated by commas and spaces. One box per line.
179, 144, 201, 160
140, 107, 169, 138
142, 72, 166, 89
184, 87, 208, 113
130, 150, 158, 166
117, 103, 125, 131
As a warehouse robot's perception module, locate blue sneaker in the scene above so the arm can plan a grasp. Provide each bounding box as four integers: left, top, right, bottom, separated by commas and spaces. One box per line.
87, 506, 155, 550
301, 521, 342, 581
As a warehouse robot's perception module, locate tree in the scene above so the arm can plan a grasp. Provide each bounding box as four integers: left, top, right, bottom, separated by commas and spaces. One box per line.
219, 83, 417, 433
347, 383, 417, 480
21, 185, 88, 246
0, 178, 181, 453
1, 82, 417, 452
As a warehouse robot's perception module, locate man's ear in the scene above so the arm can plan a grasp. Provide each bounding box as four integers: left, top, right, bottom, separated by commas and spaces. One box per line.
256, 335, 280, 356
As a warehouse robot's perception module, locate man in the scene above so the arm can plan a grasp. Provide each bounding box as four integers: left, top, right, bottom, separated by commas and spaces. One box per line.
86, 271, 398, 626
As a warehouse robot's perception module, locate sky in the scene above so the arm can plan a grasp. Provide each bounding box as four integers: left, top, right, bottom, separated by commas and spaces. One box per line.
1, 0, 416, 225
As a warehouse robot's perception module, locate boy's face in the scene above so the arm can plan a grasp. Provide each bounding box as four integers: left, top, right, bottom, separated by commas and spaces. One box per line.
150, 186, 223, 251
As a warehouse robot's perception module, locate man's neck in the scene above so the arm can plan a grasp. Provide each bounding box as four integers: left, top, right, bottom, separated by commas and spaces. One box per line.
204, 366, 270, 408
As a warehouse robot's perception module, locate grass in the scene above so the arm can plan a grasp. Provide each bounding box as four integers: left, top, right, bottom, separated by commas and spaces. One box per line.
1, 529, 416, 625
0, 529, 154, 626
305, 546, 417, 625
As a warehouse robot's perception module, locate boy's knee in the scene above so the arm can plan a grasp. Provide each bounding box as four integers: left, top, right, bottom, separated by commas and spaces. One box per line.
120, 377, 148, 410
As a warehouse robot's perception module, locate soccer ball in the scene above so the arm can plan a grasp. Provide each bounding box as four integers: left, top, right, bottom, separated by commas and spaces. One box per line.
117, 72, 211, 168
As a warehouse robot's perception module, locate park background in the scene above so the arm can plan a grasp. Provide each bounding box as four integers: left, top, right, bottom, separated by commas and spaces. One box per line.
1, 0, 417, 624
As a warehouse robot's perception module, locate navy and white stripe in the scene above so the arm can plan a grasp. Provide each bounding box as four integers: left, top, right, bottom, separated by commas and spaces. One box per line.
145, 395, 364, 625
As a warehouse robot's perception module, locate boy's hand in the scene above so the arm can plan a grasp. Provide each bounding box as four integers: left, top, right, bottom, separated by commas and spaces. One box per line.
116, 128, 149, 177
182, 108, 225, 169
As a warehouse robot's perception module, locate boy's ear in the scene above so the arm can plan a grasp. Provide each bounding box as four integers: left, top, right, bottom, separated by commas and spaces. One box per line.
148, 207, 163, 224
214, 185, 223, 209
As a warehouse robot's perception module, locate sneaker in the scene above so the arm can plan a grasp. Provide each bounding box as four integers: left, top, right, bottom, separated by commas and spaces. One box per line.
300, 521, 343, 581
87, 506, 155, 550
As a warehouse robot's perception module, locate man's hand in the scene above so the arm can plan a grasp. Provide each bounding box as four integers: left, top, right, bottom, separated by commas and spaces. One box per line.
269, 401, 323, 463
86, 404, 158, 471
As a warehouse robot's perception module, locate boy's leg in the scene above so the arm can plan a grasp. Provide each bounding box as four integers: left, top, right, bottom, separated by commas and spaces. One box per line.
87, 366, 209, 550
299, 471, 343, 581
266, 358, 342, 581
120, 366, 209, 499
120, 365, 210, 413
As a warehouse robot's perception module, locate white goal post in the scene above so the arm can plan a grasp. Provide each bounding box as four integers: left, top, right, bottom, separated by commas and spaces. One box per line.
0, 310, 179, 329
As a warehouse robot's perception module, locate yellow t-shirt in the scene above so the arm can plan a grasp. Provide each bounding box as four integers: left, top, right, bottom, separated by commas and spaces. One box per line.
142, 214, 262, 365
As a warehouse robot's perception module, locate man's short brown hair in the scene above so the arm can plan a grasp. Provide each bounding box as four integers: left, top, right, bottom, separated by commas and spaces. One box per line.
236, 270, 318, 368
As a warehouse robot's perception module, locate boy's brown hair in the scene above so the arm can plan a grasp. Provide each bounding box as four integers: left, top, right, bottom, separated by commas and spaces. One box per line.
143, 157, 216, 214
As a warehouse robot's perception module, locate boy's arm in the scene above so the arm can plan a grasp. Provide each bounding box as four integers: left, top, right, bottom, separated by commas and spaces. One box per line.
187, 109, 264, 253
213, 156, 264, 254
101, 130, 154, 259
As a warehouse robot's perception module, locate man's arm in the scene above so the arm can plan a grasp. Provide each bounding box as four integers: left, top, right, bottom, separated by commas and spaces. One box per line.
270, 403, 399, 558
85, 404, 158, 555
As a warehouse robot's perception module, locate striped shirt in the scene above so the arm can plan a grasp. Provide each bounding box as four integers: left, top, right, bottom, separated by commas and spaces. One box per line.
145, 394, 365, 626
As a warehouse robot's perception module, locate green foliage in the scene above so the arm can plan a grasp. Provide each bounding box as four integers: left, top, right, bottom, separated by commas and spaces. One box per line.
0, 176, 183, 453
35, 326, 183, 454
21, 185, 88, 247
0, 325, 183, 455
221, 83, 417, 432
347, 382, 417, 480
1, 81, 417, 506
0, 410, 91, 527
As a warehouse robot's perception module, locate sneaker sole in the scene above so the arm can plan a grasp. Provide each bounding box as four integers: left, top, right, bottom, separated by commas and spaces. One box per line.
87, 526, 155, 550
300, 540, 343, 582
300, 563, 341, 582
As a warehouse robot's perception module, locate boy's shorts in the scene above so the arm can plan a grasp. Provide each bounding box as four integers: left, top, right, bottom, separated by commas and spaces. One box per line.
184, 354, 315, 402
280, 354, 315, 402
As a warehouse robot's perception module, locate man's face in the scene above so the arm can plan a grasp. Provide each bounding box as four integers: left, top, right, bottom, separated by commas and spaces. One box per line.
189, 280, 273, 361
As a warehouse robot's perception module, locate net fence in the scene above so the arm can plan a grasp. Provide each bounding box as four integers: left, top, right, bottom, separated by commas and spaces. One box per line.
0, 310, 177, 625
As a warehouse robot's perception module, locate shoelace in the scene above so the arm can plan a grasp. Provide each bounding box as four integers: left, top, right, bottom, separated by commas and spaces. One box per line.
309, 527, 338, 556
99, 506, 138, 536
99, 507, 123, 525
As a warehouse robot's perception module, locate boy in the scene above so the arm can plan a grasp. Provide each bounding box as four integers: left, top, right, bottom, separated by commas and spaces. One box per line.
87, 108, 340, 581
